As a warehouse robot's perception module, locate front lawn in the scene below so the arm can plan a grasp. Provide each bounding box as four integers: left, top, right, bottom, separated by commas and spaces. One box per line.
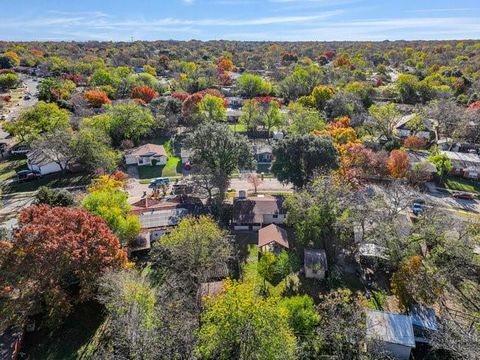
443, 176, 480, 194
137, 158, 182, 180
1, 172, 93, 193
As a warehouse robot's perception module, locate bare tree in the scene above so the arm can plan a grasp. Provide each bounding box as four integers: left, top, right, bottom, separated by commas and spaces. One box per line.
30, 129, 77, 173
246, 172, 263, 194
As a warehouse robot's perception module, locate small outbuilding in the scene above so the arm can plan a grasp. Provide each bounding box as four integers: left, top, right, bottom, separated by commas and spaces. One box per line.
258, 224, 289, 254
409, 305, 438, 344
366, 310, 415, 360
304, 248, 328, 280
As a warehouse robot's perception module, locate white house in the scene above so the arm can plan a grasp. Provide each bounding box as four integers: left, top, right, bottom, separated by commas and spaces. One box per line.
440, 150, 480, 179
125, 144, 168, 167
304, 248, 327, 280
366, 310, 415, 360
27, 149, 64, 175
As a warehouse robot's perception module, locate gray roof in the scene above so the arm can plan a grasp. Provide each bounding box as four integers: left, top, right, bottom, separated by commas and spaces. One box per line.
366, 310, 415, 347
410, 305, 438, 332
304, 248, 327, 271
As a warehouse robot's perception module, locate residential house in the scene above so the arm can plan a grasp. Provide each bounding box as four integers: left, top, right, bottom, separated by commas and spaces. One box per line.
180, 148, 193, 165
408, 151, 437, 178
366, 310, 416, 360
233, 194, 286, 231
395, 114, 437, 140
226, 97, 243, 109
129, 198, 189, 247
409, 305, 438, 345
227, 108, 243, 123
254, 143, 273, 164
258, 224, 289, 254
125, 144, 168, 167
304, 248, 328, 280
27, 149, 65, 175
440, 150, 480, 179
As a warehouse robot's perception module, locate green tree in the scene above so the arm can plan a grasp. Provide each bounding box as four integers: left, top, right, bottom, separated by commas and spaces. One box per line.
263, 101, 286, 136
199, 94, 226, 122
0, 73, 19, 90
153, 216, 232, 288
82, 185, 140, 245
286, 102, 326, 136
35, 186, 75, 207
271, 135, 338, 188
106, 102, 155, 146
239, 99, 263, 132
279, 295, 320, 337
237, 73, 271, 98
196, 280, 297, 360
187, 123, 254, 211
367, 103, 401, 141
72, 128, 119, 172
4, 101, 70, 143
428, 154, 453, 182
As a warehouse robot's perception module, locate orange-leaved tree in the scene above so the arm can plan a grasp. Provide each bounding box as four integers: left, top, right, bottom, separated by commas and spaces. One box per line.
403, 135, 426, 150
131, 85, 158, 104
84, 89, 111, 108
387, 149, 410, 178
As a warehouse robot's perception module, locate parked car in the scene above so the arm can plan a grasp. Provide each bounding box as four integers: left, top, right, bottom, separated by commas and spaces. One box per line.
24, 95, 31, 100
411, 202, 424, 216
452, 192, 475, 200
17, 170, 41, 182
148, 177, 170, 188
10, 145, 30, 155
0, 115, 6, 120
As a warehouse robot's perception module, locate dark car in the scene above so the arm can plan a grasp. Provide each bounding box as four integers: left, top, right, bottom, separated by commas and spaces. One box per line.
24, 95, 31, 100
17, 170, 41, 182
411, 202, 424, 216
10, 145, 30, 155
452, 192, 475, 200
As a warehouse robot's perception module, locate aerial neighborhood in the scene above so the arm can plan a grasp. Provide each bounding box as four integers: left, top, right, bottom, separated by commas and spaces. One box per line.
0, 33, 479, 360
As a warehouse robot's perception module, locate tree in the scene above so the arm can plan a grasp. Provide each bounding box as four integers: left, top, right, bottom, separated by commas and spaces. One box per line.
196, 280, 297, 360
0, 205, 127, 328
263, 101, 286, 136
152, 216, 232, 289
84, 89, 111, 107
239, 99, 263, 132
4, 101, 70, 144
30, 129, 77, 173
35, 186, 75, 207
246, 173, 263, 194
187, 123, 254, 210
198, 94, 227, 122
279, 295, 320, 337
299, 85, 335, 111
271, 135, 338, 188
132, 85, 158, 104
38, 78, 76, 102
72, 128, 119, 173
286, 102, 326, 136
0, 73, 19, 90
428, 153, 453, 182
280, 65, 324, 100
106, 102, 155, 146
0, 51, 20, 69
387, 149, 410, 178
237, 73, 271, 98
367, 103, 401, 141
82, 179, 140, 245
403, 135, 426, 150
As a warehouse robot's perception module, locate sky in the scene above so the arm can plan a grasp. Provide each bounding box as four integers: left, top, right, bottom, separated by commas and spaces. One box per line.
0, 0, 479, 42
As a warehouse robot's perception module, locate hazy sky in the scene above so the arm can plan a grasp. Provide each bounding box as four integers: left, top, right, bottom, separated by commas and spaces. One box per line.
1, 0, 479, 41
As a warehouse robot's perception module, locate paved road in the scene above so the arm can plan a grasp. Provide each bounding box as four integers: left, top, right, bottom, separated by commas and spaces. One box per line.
0, 76, 39, 141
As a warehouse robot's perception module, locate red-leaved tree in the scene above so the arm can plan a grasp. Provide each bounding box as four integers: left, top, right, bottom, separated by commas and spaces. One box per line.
403, 136, 426, 150
0, 205, 127, 328
131, 85, 158, 103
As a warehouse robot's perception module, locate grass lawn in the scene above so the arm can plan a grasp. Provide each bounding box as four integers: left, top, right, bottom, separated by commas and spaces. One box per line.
443, 176, 480, 194
137, 137, 183, 179
1, 172, 93, 194
228, 123, 247, 132
23, 302, 107, 360
0, 156, 27, 182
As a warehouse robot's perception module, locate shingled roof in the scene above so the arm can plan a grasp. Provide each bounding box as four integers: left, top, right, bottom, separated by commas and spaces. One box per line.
233, 196, 285, 224
258, 224, 289, 249
126, 143, 167, 157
